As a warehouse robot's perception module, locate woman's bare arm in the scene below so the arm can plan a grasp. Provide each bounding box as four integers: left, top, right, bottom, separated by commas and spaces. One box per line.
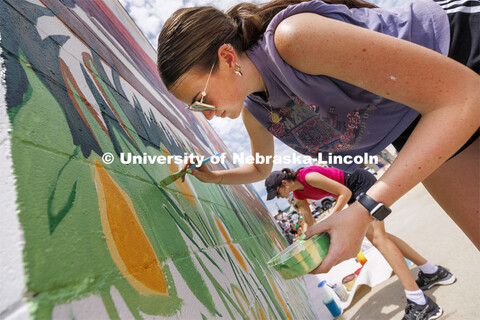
304, 172, 351, 214
189, 108, 275, 184
275, 13, 479, 204
274, 13, 480, 272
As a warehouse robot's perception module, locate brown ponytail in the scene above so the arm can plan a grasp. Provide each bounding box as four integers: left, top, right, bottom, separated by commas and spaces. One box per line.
157, 0, 377, 89
281, 167, 303, 181
227, 0, 377, 49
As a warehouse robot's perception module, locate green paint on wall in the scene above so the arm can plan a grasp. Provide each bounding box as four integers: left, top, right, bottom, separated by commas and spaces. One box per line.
100, 290, 120, 320
7, 27, 317, 320
47, 146, 80, 234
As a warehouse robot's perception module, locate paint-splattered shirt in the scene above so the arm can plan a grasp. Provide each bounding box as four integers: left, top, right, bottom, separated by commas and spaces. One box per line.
244, 0, 449, 171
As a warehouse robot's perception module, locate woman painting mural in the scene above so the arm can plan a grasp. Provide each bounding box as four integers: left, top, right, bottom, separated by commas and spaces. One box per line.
156, 0, 479, 317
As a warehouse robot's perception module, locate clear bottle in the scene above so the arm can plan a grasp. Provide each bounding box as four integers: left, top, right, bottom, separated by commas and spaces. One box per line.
318, 280, 342, 317
330, 283, 349, 302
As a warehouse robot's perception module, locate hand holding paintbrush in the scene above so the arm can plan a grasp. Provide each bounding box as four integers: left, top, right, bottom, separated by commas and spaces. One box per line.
159, 153, 222, 187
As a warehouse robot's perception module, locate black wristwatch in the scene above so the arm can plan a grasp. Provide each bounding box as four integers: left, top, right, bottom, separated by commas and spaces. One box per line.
356, 192, 392, 221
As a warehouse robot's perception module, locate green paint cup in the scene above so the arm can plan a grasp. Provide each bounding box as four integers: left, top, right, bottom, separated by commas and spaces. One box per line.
267, 232, 330, 279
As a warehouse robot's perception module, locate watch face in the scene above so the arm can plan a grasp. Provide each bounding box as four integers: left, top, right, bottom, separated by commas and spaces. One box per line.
356, 192, 392, 221
372, 205, 392, 221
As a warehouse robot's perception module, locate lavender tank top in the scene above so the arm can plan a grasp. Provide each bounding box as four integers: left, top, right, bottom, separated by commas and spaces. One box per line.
244, 0, 449, 171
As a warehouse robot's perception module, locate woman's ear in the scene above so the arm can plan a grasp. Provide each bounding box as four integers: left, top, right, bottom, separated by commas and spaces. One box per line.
218, 43, 238, 69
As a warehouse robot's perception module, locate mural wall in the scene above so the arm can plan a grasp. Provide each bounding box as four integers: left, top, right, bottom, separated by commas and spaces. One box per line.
0, 0, 317, 319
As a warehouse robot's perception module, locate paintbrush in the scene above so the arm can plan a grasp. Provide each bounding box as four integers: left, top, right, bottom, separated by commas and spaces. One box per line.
158, 153, 221, 187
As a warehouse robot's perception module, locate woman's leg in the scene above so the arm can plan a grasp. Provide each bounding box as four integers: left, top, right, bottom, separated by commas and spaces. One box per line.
386, 233, 427, 266
421, 139, 479, 249
425, 3, 480, 246
365, 221, 419, 291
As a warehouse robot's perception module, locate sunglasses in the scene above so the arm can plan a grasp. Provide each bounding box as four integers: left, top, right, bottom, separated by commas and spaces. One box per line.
187, 63, 218, 112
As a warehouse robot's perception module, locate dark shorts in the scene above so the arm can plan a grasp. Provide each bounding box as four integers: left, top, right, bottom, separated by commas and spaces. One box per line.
344, 168, 377, 204
392, 116, 479, 157
393, 1, 480, 155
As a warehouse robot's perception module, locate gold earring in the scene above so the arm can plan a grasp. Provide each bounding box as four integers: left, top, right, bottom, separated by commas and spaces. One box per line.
225, 43, 234, 52
234, 62, 243, 77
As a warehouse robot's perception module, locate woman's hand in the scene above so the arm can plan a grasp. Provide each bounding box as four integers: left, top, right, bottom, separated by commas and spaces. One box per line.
304, 202, 374, 274
178, 158, 221, 184
184, 108, 274, 186
188, 164, 223, 184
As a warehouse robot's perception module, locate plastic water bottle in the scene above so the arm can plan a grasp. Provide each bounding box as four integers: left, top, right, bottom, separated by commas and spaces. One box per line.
318, 280, 342, 317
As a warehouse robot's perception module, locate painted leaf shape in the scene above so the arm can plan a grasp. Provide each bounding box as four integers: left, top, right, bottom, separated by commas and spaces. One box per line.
214, 216, 247, 272
94, 161, 168, 296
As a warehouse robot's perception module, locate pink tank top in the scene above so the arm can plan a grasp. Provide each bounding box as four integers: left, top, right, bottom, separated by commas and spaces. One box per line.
293, 166, 345, 201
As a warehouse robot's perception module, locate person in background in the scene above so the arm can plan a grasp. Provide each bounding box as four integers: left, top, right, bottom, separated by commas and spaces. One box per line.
275, 211, 294, 244
265, 166, 455, 319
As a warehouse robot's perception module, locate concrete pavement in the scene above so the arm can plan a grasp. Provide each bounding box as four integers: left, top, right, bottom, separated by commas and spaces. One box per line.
339, 183, 480, 320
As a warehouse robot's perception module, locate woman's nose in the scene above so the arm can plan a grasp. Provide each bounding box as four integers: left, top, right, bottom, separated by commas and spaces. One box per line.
202, 109, 215, 120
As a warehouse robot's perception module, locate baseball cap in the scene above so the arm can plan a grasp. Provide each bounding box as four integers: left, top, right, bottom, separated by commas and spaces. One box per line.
265, 171, 287, 201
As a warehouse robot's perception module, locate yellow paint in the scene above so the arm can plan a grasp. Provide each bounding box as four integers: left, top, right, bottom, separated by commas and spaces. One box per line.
306, 244, 323, 267
255, 300, 267, 320
162, 146, 195, 206
267, 275, 293, 320
232, 285, 250, 318
94, 161, 168, 296
295, 252, 310, 272
356, 251, 367, 266
342, 273, 357, 291
214, 216, 247, 272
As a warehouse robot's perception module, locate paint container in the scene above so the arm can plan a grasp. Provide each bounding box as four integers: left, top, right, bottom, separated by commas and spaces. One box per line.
318, 281, 342, 317
354, 266, 363, 276
342, 273, 357, 291
356, 251, 367, 266
329, 283, 349, 302
323, 296, 342, 317
267, 233, 330, 279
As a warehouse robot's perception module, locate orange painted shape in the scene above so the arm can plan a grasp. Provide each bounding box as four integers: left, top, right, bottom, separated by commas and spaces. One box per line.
94, 161, 168, 296
260, 224, 282, 252
268, 275, 293, 320
214, 216, 247, 272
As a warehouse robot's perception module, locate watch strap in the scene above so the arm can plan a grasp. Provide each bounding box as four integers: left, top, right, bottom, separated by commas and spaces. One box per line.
356, 192, 378, 212
356, 192, 392, 221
